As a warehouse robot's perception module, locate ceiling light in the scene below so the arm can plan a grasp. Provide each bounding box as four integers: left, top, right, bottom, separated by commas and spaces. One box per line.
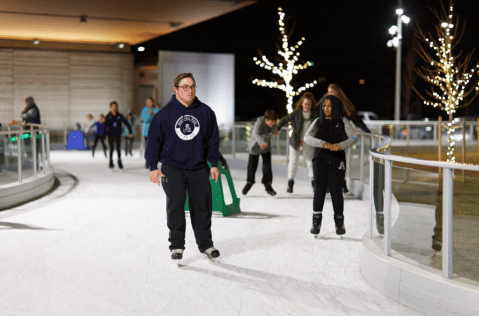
33, 39, 40, 45
137, 46, 145, 52
117, 43, 125, 49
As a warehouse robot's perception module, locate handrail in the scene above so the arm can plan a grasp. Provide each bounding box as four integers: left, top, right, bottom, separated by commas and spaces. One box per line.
368, 133, 479, 280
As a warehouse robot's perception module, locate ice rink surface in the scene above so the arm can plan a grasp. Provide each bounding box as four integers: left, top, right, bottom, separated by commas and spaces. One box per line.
0, 151, 423, 316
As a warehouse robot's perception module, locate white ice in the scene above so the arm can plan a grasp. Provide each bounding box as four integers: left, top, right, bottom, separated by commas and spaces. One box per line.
0, 151, 423, 316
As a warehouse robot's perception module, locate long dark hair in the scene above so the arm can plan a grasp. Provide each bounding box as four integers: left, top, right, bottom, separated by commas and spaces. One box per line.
318, 95, 345, 132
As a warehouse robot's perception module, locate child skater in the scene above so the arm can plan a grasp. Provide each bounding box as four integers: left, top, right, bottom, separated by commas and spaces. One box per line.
304, 95, 358, 235
104, 101, 132, 169
242, 109, 279, 196
90, 114, 107, 158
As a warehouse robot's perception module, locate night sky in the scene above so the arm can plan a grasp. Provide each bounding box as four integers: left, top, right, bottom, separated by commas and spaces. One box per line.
134, 0, 479, 121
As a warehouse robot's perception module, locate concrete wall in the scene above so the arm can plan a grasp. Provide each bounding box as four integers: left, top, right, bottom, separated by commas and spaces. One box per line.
0, 48, 134, 128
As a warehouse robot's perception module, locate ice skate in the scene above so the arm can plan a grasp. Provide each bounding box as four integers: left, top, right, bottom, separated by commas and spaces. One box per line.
109, 160, 114, 169
287, 180, 294, 193
202, 247, 220, 261
242, 182, 253, 195
310, 213, 322, 236
376, 212, 384, 235
264, 183, 277, 196
118, 159, 124, 169
171, 249, 183, 266
334, 216, 346, 235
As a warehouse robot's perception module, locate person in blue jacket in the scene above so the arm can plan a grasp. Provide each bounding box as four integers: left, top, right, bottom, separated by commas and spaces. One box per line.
104, 101, 132, 169
90, 114, 107, 158
145, 72, 221, 262
141, 97, 159, 168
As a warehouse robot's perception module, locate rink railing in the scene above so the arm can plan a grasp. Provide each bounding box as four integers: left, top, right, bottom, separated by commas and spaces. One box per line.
369, 135, 479, 281
0, 122, 52, 186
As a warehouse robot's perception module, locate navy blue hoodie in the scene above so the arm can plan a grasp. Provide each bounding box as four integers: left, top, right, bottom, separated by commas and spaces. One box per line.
145, 95, 221, 171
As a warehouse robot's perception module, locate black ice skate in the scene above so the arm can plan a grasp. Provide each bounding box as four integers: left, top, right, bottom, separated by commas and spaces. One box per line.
310, 214, 322, 235
376, 212, 384, 235
202, 247, 220, 261
171, 249, 183, 260
287, 180, 294, 193
118, 160, 124, 169
335, 216, 346, 235
109, 160, 114, 168
264, 183, 277, 196
242, 182, 253, 195
342, 179, 349, 194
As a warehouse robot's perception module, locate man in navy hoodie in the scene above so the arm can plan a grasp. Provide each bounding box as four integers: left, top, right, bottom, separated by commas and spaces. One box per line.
146, 73, 221, 262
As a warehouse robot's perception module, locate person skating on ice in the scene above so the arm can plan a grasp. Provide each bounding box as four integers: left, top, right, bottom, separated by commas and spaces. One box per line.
141, 97, 159, 168
242, 110, 279, 196
104, 101, 132, 169
273, 92, 318, 193
304, 95, 358, 236
123, 111, 135, 157
145, 72, 221, 262
90, 114, 107, 158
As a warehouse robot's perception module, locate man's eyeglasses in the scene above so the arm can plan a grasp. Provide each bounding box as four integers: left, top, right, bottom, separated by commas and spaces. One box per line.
176, 85, 197, 91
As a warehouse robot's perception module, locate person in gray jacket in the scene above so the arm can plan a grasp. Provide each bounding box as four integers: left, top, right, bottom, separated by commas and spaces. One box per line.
274, 92, 319, 193
304, 95, 358, 236
242, 110, 279, 196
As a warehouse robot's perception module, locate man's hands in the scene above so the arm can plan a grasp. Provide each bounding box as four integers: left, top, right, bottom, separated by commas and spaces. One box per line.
150, 169, 165, 186
299, 140, 304, 147
210, 167, 220, 183
323, 142, 340, 151
260, 143, 269, 150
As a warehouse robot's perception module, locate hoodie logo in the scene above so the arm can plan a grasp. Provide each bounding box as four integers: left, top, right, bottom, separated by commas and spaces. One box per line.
338, 161, 346, 170
175, 115, 200, 141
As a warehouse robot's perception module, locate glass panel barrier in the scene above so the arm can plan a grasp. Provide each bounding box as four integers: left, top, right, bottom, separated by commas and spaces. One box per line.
21, 133, 34, 180
452, 171, 479, 283
0, 133, 20, 186
389, 163, 442, 272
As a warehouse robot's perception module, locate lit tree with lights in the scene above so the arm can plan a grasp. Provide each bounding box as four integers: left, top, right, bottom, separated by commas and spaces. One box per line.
413, 0, 479, 163
252, 7, 320, 113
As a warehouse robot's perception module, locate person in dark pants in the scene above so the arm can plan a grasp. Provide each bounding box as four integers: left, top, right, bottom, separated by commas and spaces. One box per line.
145, 72, 221, 261
304, 95, 359, 235
21, 96, 42, 169
104, 101, 132, 169
90, 114, 107, 158
242, 110, 279, 196
123, 112, 135, 156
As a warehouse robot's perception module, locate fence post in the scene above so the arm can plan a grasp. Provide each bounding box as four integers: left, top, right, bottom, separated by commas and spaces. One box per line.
18, 130, 22, 184
369, 155, 375, 239
384, 159, 392, 256
232, 126, 236, 158
46, 128, 51, 171
438, 117, 442, 175
359, 134, 365, 189
462, 118, 466, 180
41, 130, 46, 174
406, 123, 410, 146
63, 123, 67, 148
32, 129, 37, 179
442, 167, 454, 279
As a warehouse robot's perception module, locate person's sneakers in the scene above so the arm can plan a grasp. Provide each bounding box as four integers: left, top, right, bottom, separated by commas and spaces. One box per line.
118, 160, 124, 169
287, 180, 294, 193
242, 182, 253, 195
264, 183, 277, 196
432, 241, 442, 252
310, 213, 322, 234
342, 179, 349, 194
334, 216, 346, 235
171, 249, 183, 260
376, 212, 384, 235
202, 247, 220, 259
109, 160, 114, 169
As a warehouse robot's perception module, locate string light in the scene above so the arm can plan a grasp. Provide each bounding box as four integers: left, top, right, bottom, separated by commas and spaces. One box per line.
251, 7, 318, 113
417, 1, 479, 163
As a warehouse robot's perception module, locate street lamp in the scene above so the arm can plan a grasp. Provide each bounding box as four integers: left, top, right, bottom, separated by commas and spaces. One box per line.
387, 9, 410, 121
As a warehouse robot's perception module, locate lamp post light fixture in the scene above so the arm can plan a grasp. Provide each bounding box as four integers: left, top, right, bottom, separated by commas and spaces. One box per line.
387, 8, 410, 121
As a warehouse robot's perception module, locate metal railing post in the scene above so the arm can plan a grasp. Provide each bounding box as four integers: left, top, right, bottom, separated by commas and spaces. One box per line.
32, 129, 37, 179
41, 130, 46, 174
442, 167, 454, 279
46, 128, 51, 171
63, 123, 67, 147
434, 121, 438, 141
232, 126, 236, 158
369, 155, 375, 239
18, 131, 22, 184
384, 159, 392, 256
360, 134, 365, 186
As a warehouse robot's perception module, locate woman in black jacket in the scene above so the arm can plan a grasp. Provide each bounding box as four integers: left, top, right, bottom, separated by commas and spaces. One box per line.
274, 92, 319, 193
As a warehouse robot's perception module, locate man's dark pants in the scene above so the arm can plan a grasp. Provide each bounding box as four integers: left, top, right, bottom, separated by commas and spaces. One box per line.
160, 163, 214, 252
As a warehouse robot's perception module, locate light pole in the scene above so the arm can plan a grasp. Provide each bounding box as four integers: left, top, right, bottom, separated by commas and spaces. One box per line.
387, 9, 410, 121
